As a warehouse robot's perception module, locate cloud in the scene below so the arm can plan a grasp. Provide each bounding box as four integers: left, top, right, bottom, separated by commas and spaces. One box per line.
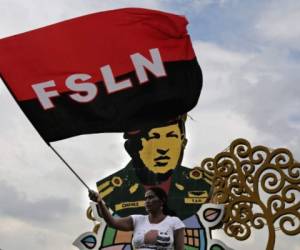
0, 217, 84, 250
0, 180, 72, 223
191, 39, 300, 159
255, 0, 300, 50
228, 48, 300, 156
160, 0, 232, 14
193, 41, 253, 109
0, 0, 164, 38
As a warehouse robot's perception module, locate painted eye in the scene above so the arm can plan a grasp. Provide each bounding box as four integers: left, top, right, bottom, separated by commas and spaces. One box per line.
166, 131, 178, 138
204, 208, 222, 222
80, 235, 97, 249
148, 133, 160, 139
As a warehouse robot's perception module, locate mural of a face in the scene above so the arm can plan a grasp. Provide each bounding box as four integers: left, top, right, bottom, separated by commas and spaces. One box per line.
138, 123, 183, 174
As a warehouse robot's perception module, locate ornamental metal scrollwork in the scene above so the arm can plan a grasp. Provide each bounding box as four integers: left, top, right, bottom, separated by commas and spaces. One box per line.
199, 138, 300, 250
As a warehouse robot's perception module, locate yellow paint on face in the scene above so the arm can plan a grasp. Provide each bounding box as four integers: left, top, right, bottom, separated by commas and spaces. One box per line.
139, 124, 183, 174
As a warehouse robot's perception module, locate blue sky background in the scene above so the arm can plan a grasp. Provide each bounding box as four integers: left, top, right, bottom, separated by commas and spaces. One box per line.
0, 1, 299, 249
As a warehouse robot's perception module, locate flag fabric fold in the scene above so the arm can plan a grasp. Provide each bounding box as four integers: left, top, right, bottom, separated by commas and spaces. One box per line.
0, 8, 202, 142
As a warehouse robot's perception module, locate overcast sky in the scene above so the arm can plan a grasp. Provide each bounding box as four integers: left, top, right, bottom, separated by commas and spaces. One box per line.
0, 1, 299, 250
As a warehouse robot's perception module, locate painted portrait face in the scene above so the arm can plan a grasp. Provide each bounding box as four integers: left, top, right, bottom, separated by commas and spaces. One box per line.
138, 123, 183, 174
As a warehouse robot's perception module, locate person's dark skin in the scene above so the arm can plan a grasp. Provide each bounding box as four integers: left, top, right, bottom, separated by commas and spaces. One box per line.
88, 189, 184, 250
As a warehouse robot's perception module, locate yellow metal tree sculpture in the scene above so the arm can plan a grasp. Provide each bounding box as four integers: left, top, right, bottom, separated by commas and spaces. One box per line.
200, 138, 300, 250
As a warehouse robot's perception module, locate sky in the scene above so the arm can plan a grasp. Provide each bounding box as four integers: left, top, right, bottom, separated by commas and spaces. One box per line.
0, 0, 299, 249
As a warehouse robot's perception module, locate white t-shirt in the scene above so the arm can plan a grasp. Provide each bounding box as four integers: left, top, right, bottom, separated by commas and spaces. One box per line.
131, 215, 185, 250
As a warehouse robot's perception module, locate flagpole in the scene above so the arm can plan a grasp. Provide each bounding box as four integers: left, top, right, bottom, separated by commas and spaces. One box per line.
48, 143, 90, 191
0, 75, 91, 191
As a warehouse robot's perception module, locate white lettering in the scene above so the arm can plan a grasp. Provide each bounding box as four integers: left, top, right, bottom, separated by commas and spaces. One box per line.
131, 48, 166, 84
31, 48, 168, 109
32, 80, 59, 110
100, 65, 133, 94
66, 74, 97, 103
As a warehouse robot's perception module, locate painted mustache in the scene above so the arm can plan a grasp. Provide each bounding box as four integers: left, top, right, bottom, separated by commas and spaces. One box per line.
154, 155, 170, 161
154, 156, 170, 166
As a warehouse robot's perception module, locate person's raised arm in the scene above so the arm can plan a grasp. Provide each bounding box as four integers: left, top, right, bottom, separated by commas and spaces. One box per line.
89, 190, 133, 231
174, 228, 184, 250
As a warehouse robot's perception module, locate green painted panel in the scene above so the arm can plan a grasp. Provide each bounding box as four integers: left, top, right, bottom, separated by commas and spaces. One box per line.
102, 226, 116, 247
184, 245, 198, 250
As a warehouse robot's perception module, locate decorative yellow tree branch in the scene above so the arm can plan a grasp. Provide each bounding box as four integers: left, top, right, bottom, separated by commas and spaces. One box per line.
200, 138, 300, 250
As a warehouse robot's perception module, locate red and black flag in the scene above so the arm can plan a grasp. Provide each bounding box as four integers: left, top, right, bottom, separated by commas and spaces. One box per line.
0, 8, 202, 142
